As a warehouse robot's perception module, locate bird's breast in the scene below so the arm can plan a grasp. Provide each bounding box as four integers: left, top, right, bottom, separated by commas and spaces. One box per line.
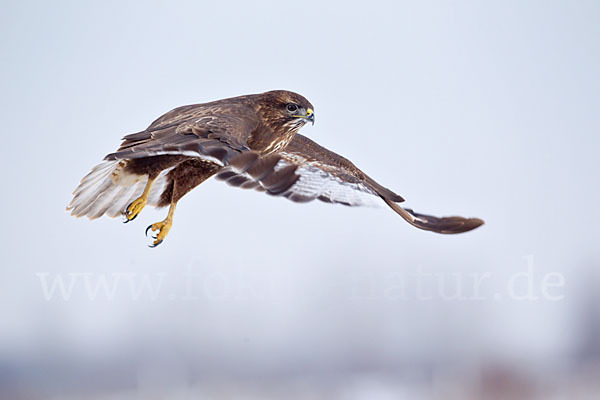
247, 126, 298, 155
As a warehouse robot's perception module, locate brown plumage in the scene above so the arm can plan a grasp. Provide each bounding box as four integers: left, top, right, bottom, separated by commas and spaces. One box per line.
67, 90, 483, 246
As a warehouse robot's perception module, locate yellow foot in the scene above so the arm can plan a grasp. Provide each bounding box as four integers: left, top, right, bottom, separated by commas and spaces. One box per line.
123, 197, 147, 222
145, 218, 173, 247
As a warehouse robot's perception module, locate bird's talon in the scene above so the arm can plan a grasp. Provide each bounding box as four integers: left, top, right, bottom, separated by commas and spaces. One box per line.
124, 197, 147, 222
145, 219, 172, 248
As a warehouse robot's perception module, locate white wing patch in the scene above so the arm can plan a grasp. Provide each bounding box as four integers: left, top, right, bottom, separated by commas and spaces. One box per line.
216, 153, 383, 207
117, 150, 225, 166
278, 159, 381, 207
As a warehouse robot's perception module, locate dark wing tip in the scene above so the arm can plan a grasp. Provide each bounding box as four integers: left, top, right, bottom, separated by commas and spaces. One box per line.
408, 209, 484, 234
383, 199, 484, 234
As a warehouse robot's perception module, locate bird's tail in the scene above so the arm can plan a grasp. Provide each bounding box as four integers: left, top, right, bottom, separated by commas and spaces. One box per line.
383, 198, 484, 234
66, 160, 171, 220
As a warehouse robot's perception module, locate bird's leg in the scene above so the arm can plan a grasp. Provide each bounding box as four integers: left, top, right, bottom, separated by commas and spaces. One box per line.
146, 201, 177, 247
142, 159, 219, 247
124, 175, 156, 222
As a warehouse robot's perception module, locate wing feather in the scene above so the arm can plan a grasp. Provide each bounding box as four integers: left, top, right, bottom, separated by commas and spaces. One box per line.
215, 134, 483, 234
105, 97, 259, 165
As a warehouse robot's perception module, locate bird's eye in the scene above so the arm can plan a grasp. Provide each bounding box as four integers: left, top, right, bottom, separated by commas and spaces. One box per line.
286, 104, 298, 112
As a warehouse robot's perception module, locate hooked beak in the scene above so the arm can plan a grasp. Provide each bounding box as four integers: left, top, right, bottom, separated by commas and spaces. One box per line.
292, 108, 315, 125
306, 108, 315, 125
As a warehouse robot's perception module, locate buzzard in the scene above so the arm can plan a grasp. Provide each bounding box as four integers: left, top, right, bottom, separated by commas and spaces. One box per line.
67, 90, 483, 246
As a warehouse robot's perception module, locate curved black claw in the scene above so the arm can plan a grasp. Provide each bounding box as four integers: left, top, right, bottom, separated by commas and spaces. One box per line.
145, 224, 153, 237
123, 213, 137, 223
123, 202, 133, 223
148, 240, 163, 248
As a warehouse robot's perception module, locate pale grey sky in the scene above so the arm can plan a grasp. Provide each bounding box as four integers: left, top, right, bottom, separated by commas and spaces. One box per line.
1, 0, 599, 398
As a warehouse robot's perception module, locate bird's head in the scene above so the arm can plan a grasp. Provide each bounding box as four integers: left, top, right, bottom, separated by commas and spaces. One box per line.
256, 90, 315, 132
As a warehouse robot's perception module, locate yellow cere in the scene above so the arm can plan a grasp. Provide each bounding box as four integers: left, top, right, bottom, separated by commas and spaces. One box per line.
292, 108, 313, 119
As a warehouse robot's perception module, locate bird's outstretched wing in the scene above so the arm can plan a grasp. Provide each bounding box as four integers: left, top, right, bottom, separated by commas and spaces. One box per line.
215, 134, 484, 234
105, 100, 258, 164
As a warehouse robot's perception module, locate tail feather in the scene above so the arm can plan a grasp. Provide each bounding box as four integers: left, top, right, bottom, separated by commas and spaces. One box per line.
105, 185, 138, 218
383, 198, 484, 234
71, 162, 115, 201
70, 177, 115, 217
67, 161, 173, 220
81, 182, 115, 217
91, 184, 131, 219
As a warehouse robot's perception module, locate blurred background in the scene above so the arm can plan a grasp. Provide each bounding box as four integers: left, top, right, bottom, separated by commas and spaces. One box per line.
1, 1, 599, 398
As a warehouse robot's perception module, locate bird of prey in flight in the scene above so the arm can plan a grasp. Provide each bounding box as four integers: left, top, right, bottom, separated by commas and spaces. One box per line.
67, 90, 483, 246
